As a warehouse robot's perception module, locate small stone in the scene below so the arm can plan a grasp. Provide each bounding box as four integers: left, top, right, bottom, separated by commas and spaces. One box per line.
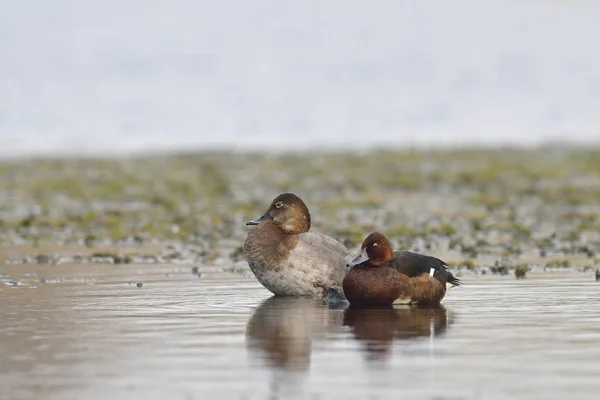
136, 282, 143, 288
490, 265, 509, 276
35, 254, 50, 264
515, 265, 527, 279
595, 269, 600, 282
229, 246, 245, 262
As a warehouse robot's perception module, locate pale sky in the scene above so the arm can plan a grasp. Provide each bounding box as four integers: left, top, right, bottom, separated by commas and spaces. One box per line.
1, 0, 599, 155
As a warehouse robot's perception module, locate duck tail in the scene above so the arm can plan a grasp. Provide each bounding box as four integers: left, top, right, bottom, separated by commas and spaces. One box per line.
446, 271, 461, 288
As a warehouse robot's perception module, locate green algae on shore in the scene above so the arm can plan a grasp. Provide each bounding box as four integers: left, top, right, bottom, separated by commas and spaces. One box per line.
1, 147, 600, 276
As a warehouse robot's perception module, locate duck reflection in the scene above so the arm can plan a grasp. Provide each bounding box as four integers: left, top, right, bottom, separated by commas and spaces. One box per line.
343, 305, 451, 360
246, 296, 344, 399
245, 296, 342, 370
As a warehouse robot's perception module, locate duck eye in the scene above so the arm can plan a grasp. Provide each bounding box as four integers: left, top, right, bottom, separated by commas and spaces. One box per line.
275, 201, 283, 208
372, 243, 378, 247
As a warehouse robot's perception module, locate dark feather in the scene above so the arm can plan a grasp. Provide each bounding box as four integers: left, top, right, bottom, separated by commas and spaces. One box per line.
389, 251, 460, 287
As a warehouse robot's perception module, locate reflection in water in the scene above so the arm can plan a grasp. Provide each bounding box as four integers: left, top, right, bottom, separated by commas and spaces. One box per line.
343, 306, 451, 361
245, 296, 343, 400
3, 264, 600, 399
245, 297, 454, 397
245, 296, 340, 370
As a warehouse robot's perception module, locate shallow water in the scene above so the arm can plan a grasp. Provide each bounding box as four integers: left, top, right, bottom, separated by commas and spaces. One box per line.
1, 264, 599, 400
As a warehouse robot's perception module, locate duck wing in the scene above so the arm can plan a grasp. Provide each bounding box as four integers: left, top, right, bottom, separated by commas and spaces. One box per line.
292, 232, 354, 286
390, 251, 460, 287
297, 232, 354, 263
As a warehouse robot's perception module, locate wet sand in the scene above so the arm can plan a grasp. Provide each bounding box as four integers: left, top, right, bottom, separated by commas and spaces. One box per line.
1, 262, 599, 400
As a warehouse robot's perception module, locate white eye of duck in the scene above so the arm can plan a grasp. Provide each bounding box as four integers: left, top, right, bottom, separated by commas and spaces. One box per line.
275, 201, 283, 208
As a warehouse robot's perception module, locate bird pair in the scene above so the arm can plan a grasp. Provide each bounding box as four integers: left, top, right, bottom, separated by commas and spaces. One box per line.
244, 193, 459, 307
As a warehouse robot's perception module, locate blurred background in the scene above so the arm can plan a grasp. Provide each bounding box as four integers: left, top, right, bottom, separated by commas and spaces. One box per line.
3, 3, 600, 399
1, 0, 599, 156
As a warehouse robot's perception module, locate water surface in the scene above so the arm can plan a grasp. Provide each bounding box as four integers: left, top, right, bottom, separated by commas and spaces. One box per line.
1, 264, 599, 399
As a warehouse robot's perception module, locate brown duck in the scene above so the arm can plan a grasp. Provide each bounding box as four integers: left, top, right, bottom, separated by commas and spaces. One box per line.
343, 232, 460, 306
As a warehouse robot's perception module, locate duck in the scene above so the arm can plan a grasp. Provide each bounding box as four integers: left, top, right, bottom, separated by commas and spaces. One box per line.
244, 193, 353, 297
343, 232, 459, 306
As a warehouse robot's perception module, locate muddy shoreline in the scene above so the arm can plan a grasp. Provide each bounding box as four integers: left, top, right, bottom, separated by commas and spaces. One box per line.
2, 147, 600, 279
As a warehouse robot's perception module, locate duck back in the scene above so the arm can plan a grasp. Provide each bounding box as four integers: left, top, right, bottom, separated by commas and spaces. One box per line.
292, 232, 353, 286
390, 251, 460, 287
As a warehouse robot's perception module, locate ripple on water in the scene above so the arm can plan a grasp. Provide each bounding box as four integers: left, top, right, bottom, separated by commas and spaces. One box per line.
1, 265, 599, 400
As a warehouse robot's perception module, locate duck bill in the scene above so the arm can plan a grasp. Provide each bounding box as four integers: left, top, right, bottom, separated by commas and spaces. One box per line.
245, 211, 272, 226
346, 248, 370, 267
